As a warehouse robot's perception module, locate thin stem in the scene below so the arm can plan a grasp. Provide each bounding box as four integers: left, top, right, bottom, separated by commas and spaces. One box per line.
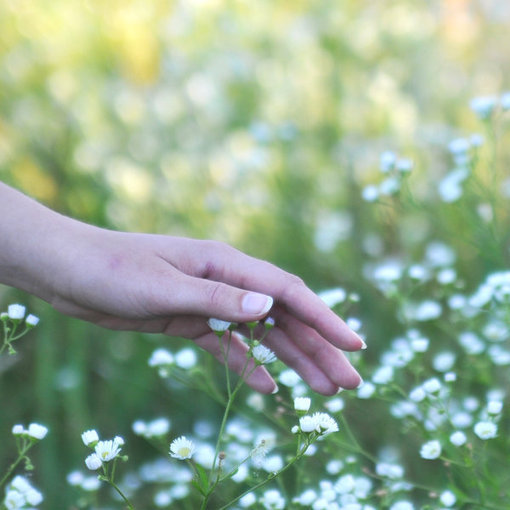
108, 479, 135, 510
0, 442, 31, 490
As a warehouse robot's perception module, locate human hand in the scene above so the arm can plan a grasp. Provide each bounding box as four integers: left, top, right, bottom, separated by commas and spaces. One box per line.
39, 221, 363, 395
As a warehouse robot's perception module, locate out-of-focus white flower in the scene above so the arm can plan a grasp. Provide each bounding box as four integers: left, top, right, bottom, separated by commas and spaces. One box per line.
294, 397, 311, 412
449, 430, 467, 446
380, 151, 397, 172
487, 400, 503, 415
175, 348, 197, 369
148, 348, 174, 367
4, 489, 25, 509
12, 425, 25, 436
389, 502, 414, 510
325, 397, 344, 413
375, 462, 404, 479
409, 386, 426, 402
262, 454, 284, 473
357, 381, 375, 399
335, 473, 356, 494
95, 439, 122, 462
169, 436, 195, 460
250, 439, 270, 468
458, 331, 485, 355
25, 314, 40, 327
27, 423, 48, 440
25, 487, 43, 505
318, 288, 347, 308
440, 490, 456, 507
423, 378, 442, 395
239, 492, 257, 507
470, 96, 497, 119
501, 92, 510, 110
259, 488, 285, 509
81, 429, 99, 446
372, 366, 394, 385
474, 421, 497, 440
448, 137, 470, 154
412, 300, 442, 321
207, 318, 231, 332
85, 453, 102, 470
252, 344, 277, 364
279, 369, 301, 387
7, 304, 25, 320
362, 185, 379, 202
420, 439, 441, 459
433, 352, 456, 372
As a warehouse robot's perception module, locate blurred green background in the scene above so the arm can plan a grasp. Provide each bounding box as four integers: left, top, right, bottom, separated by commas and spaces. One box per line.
1, 0, 510, 507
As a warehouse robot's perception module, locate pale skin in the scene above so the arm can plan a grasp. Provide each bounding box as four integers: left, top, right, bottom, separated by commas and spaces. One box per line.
0, 182, 364, 395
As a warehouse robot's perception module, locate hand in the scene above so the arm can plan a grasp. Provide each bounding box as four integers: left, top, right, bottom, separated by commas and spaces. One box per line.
44, 223, 363, 395
0, 183, 363, 395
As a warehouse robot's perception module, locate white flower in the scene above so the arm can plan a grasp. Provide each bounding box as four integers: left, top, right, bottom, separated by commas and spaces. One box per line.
260, 489, 285, 509
299, 416, 318, 433
433, 352, 456, 372
175, 348, 197, 369
81, 429, 99, 446
440, 490, 456, 507
389, 502, 414, 510
294, 397, 311, 412
423, 378, 442, 395
66, 471, 84, 486
113, 436, 125, 447
4, 489, 25, 510
25, 488, 43, 506
413, 300, 442, 321
362, 185, 379, 202
380, 151, 397, 172
85, 453, 102, 470
325, 397, 344, 413
7, 304, 25, 320
252, 344, 277, 364
474, 421, 497, 440
420, 440, 441, 459
95, 439, 122, 462
357, 381, 375, 399
409, 386, 426, 402
375, 462, 404, 479
318, 288, 347, 308
449, 430, 467, 446
12, 425, 25, 436
27, 423, 48, 440
169, 436, 195, 460
25, 314, 40, 327
372, 366, 394, 384
487, 400, 503, 415
207, 318, 231, 332
148, 348, 174, 367
312, 412, 339, 436
239, 492, 257, 507
279, 369, 301, 387
470, 95, 497, 119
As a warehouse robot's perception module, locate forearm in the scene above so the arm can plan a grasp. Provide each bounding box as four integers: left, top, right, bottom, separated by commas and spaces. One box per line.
0, 183, 81, 302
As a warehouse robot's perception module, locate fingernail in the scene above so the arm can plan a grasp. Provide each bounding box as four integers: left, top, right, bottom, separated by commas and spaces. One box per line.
242, 293, 273, 315
356, 377, 364, 389
360, 338, 367, 350
336, 387, 345, 394
271, 384, 279, 394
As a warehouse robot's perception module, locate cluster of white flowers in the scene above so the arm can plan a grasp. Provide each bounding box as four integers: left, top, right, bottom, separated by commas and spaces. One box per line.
293, 411, 339, 438
82, 430, 124, 471
3, 476, 43, 509
132, 417, 171, 438
12, 422, 48, 441
362, 151, 413, 203
66, 470, 102, 492
148, 346, 199, 377
0, 304, 39, 326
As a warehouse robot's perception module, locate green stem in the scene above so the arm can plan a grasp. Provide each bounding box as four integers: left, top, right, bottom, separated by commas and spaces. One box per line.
108, 479, 135, 510
0, 443, 31, 490
217, 442, 311, 510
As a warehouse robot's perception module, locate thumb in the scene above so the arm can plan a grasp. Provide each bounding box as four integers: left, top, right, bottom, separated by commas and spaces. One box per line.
169, 274, 274, 321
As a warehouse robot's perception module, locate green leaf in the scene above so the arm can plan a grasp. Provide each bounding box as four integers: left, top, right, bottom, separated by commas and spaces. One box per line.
195, 463, 210, 491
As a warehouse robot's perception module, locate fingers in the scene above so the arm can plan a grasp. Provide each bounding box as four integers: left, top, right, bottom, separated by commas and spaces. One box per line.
194, 331, 277, 394
184, 242, 364, 352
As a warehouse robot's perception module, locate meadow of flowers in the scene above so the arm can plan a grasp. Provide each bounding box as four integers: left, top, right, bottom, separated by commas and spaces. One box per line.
2, 1, 510, 509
